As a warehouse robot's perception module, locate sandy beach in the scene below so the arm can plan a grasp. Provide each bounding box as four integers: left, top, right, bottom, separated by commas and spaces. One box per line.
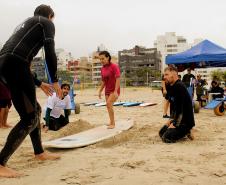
0, 87, 226, 185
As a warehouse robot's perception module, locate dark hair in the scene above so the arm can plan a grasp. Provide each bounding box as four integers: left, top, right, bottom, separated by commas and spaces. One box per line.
164, 65, 178, 73
34, 4, 54, 19
99, 51, 111, 62
61, 83, 70, 90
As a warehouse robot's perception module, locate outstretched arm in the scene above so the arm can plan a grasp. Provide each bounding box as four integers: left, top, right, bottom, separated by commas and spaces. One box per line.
98, 81, 105, 99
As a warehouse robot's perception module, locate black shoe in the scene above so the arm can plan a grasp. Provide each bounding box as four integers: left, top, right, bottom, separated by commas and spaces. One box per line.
163, 115, 170, 118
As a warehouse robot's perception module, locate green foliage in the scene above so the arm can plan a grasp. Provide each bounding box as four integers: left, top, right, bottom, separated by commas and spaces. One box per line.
211, 70, 226, 83
57, 70, 74, 84
222, 71, 226, 82
211, 70, 223, 81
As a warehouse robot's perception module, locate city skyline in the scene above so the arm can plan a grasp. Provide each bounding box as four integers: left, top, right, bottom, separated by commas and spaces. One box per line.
0, 0, 226, 58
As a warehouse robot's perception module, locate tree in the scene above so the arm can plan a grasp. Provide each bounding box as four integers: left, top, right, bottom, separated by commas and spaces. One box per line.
57, 70, 74, 84
211, 70, 223, 81
222, 71, 226, 83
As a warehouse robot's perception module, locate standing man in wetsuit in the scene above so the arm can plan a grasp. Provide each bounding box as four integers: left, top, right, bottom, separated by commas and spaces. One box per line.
0, 5, 61, 177
159, 66, 195, 143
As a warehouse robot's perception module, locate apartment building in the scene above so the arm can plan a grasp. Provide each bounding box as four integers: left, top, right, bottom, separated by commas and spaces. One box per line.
31, 57, 46, 81
68, 57, 92, 83
154, 32, 189, 73
118, 45, 161, 86
56, 48, 73, 70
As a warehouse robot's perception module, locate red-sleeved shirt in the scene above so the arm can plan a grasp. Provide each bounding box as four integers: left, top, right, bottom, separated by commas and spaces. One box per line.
101, 63, 120, 95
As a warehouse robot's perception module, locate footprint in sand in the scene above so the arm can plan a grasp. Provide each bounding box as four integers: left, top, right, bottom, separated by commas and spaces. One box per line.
120, 160, 146, 169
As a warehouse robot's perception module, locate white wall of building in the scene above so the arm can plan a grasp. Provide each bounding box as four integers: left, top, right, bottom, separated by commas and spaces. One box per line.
56, 48, 73, 70
154, 32, 189, 73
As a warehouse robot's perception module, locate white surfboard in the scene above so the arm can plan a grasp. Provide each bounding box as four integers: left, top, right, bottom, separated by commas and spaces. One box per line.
42, 119, 133, 148
95, 102, 106, 107
139, 102, 157, 107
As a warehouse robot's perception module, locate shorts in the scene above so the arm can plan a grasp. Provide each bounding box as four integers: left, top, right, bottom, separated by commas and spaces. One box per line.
196, 94, 202, 101
0, 99, 12, 108
161, 88, 170, 100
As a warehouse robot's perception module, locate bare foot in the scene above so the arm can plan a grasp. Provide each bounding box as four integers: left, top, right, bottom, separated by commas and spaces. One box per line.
42, 126, 49, 133
35, 151, 61, 161
107, 124, 115, 129
187, 131, 194, 140
0, 165, 22, 178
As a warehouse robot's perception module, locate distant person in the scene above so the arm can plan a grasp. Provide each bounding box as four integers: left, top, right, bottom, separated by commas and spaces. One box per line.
0, 5, 61, 178
182, 68, 196, 98
195, 74, 207, 107
0, 81, 12, 128
161, 75, 170, 118
159, 66, 195, 143
43, 83, 71, 132
212, 76, 220, 86
178, 74, 181, 80
98, 51, 120, 129
182, 68, 196, 88
209, 81, 224, 100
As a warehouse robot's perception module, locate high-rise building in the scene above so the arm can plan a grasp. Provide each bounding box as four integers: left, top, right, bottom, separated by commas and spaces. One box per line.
118, 45, 161, 86
68, 57, 92, 84
31, 57, 46, 81
154, 32, 189, 73
56, 48, 73, 70
92, 51, 103, 86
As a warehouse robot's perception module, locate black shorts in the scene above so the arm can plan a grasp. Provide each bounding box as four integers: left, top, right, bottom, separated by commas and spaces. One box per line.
162, 89, 170, 100
0, 99, 12, 108
196, 94, 202, 101
164, 93, 170, 100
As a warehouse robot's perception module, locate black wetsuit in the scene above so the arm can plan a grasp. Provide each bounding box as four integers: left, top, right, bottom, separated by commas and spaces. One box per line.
0, 16, 57, 166
159, 80, 195, 143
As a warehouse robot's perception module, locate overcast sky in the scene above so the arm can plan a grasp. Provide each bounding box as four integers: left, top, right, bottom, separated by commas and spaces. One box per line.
0, 0, 226, 58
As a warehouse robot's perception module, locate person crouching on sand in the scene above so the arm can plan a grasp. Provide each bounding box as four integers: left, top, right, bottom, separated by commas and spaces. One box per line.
159, 66, 195, 143
98, 51, 120, 129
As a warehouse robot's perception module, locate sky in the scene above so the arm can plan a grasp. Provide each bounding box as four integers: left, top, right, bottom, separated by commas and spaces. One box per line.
0, 0, 226, 58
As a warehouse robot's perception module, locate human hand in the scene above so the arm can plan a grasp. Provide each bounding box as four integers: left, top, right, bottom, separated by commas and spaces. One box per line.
98, 91, 102, 99
113, 91, 118, 99
53, 82, 62, 98
166, 119, 172, 126
40, 82, 53, 96
163, 90, 167, 97
169, 123, 176, 128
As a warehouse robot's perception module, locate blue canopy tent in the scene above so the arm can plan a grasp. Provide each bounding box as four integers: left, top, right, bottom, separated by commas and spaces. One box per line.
166, 40, 226, 72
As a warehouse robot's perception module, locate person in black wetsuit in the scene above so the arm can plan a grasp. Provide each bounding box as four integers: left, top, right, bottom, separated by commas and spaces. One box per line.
161, 75, 171, 118
0, 5, 61, 178
159, 66, 195, 143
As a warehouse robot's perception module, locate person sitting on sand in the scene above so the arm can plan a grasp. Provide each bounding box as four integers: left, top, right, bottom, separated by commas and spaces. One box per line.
43, 83, 71, 132
0, 81, 12, 128
209, 81, 224, 100
98, 51, 120, 129
159, 66, 195, 143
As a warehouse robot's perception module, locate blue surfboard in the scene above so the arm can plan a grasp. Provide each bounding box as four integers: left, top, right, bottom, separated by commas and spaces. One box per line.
113, 102, 126, 106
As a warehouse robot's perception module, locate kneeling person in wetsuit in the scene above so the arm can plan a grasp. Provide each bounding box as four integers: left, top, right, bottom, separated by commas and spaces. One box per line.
43, 83, 71, 132
159, 66, 195, 143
